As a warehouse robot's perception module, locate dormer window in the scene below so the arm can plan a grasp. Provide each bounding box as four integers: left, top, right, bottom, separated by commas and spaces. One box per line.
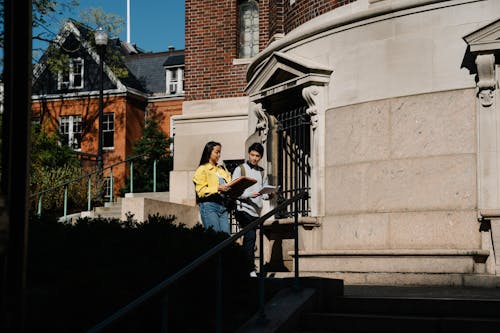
238, 0, 259, 58
58, 58, 84, 90
166, 67, 184, 95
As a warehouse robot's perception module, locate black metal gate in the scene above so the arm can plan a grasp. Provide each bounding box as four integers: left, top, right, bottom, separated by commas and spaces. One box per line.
276, 105, 311, 218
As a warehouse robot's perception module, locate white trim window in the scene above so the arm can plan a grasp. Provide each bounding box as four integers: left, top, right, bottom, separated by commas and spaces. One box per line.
103, 176, 113, 200
59, 115, 83, 150
103, 113, 114, 149
239, 0, 259, 58
166, 67, 184, 95
58, 58, 84, 90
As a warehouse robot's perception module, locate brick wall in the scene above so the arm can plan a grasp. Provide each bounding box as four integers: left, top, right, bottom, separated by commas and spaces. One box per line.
269, 0, 285, 39
147, 99, 183, 137
185, 0, 354, 101
284, 0, 357, 33
32, 94, 146, 197
185, 0, 270, 101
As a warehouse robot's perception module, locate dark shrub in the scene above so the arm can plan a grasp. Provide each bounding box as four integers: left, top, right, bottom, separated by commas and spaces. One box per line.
26, 214, 257, 332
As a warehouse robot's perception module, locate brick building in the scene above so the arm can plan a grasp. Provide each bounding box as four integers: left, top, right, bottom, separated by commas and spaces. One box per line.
32, 20, 184, 199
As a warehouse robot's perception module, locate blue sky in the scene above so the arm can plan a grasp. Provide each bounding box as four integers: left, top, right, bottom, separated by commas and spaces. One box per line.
35, 0, 185, 53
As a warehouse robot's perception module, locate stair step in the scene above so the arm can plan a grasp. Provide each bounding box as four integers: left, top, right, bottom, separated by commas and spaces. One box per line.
300, 312, 500, 333
329, 297, 500, 318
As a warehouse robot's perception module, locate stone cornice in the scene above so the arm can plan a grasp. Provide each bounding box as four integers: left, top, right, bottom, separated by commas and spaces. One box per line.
247, 0, 473, 81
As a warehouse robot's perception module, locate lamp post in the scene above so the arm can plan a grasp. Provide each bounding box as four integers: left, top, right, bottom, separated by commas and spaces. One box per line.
95, 27, 108, 170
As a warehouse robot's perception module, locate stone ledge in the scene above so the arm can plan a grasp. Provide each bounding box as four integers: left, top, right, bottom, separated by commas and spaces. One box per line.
292, 249, 490, 257
286, 249, 490, 274
263, 216, 320, 228
272, 272, 500, 287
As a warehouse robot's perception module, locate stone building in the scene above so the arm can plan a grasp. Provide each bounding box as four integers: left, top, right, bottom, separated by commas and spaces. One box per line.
171, 0, 500, 285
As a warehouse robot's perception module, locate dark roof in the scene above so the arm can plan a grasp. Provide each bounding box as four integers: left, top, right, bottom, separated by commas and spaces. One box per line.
125, 50, 184, 94
33, 19, 184, 95
163, 54, 185, 67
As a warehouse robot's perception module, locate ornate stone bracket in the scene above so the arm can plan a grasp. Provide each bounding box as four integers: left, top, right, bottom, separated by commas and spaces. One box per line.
302, 86, 320, 129
475, 54, 497, 107
253, 102, 269, 142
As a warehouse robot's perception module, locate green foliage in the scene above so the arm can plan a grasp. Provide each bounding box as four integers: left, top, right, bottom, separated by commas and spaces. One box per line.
31, 125, 78, 169
26, 214, 257, 332
43, 9, 129, 79
75, 8, 129, 78
120, 118, 173, 195
30, 126, 104, 213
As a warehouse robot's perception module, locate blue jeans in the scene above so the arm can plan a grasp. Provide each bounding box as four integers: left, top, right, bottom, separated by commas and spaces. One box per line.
234, 210, 257, 269
199, 201, 230, 234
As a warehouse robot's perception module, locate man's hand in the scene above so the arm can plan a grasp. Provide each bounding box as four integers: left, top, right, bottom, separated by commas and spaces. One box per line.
218, 184, 231, 192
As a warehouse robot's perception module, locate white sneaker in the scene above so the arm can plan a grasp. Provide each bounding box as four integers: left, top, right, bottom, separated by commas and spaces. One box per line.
249, 271, 257, 278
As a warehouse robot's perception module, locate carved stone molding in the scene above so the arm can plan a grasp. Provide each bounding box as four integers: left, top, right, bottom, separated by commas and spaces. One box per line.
475, 54, 497, 107
252, 102, 269, 142
302, 86, 320, 130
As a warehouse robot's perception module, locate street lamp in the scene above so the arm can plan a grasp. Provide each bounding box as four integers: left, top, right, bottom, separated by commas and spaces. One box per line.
95, 27, 108, 170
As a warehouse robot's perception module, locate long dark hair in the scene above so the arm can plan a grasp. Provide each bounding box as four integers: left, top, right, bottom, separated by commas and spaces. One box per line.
199, 141, 221, 166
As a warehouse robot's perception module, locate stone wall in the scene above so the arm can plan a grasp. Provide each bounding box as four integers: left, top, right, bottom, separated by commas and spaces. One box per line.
323, 89, 479, 250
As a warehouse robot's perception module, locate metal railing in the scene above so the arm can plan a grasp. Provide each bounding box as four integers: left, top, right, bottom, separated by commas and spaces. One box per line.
31, 153, 164, 220
87, 190, 308, 333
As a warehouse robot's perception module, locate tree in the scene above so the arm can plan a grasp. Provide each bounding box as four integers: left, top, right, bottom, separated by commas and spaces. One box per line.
30, 125, 103, 214
0, 1, 127, 76
39, 6, 128, 79
120, 118, 173, 195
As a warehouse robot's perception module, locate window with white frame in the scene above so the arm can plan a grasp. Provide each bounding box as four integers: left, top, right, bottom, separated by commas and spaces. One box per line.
239, 0, 259, 58
58, 58, 84, 90
102, 113, 114, 149
166, 67, 184, 95
103, 176, 113, 200
59, 115, 82, 150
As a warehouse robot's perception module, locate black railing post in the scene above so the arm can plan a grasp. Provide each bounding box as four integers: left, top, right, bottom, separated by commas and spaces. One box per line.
258, 219, 266, 322
293, 194, 300, 291
216, 254, 223, 333
160, 293, 169, 333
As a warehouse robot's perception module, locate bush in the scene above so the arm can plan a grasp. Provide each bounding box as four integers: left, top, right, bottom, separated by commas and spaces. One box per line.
120, 118, 173, 195
26, 214, 258, 332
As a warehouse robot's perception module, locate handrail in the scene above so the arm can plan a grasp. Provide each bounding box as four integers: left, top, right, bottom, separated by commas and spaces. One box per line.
86, 190, 308, 333
30, 153, 148, 199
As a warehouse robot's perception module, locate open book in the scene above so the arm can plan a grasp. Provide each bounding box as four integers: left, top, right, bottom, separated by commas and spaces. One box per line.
226, 176, 257, 198
259, 185, 279, 195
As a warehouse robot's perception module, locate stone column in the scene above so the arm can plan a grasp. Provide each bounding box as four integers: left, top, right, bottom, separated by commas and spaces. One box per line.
302, 85, 326, 217
475, 53, 499, 274
476, 54, 498, 211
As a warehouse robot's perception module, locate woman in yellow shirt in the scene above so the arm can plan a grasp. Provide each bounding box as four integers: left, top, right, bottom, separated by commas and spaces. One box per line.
192, 141, 232, 233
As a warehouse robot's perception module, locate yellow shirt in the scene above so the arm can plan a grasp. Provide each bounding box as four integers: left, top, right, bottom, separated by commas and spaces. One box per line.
193, 163, 231, 199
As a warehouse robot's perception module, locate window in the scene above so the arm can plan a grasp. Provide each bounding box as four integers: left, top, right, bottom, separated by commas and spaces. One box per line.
102, 113, 114, 149
59, 115, 82, 150
58, 58, 84, 90
166, 67, 184, 95
103, 176, 113, 200
239, 0, 259, 58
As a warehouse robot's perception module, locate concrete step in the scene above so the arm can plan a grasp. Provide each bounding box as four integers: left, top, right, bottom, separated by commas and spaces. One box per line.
272, 271, 500, 287
299, 312, 500, 333
93, 201, 122, 219
298, 285, 500, 333
329, 296, 500, 318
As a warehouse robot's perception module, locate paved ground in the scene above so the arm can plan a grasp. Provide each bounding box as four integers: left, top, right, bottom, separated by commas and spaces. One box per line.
344, 285, 500, 299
